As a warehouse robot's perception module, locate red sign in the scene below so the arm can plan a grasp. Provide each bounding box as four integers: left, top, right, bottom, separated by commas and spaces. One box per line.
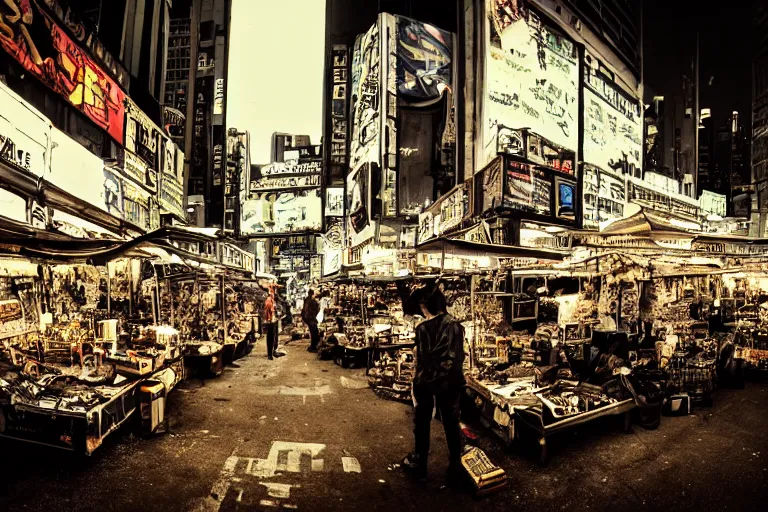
0, 0, 125, 142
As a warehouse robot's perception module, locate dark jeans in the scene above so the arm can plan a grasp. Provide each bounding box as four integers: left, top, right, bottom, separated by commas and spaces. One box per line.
265, 322, 278, 358
413, 381, 463, 468
308, 322, 320, 350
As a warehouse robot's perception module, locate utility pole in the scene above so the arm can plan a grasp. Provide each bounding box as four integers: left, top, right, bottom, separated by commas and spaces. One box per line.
183, 0, 202, 209
694, 29, 700, 197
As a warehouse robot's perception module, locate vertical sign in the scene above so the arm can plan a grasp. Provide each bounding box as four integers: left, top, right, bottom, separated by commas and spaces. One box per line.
330, 45, 349, 181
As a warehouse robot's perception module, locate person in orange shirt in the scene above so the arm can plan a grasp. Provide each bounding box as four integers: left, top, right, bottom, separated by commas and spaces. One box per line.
263, 287, 278, 360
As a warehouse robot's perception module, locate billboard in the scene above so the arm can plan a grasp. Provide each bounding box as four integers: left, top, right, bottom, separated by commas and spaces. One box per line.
240, 189, 322, 235
583, 67, 643, 176
349, 22, 381, 171
482, 0, 578, 169
124, 98, 159, 169
0, 82, 50, 175
0, 1, 125, 142
48, 127, 123, 218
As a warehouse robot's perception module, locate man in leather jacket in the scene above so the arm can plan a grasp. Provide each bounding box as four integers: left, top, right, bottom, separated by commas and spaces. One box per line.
403, 287, 465, 483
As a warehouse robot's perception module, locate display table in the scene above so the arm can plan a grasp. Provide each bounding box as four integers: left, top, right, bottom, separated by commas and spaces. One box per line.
515, 396, 636, 465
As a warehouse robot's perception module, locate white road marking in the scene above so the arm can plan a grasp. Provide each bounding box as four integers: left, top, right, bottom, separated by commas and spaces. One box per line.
235, 489, 244, 503
248, 441, 326, 478
260, 482, 295, 499
260, 499, 278, 507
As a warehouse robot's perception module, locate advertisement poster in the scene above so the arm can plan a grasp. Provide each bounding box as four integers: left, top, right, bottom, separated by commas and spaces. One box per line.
0, 1, 125, 142
504, 160, 534, 210
0, 82, 49, 175
349, 22, 381, 170
482, 0, 578, 169
325, 187, 344, 216
240, 189, 322, 235
395, 15, 452, 106
583, 68, 643, 176
480, 158, 503, 213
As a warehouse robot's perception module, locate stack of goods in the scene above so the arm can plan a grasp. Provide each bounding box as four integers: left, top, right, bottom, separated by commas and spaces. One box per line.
666, 352, 716, 402
368, 348, 415, 402
460, 447, 508, 496
535, 380, 621, 422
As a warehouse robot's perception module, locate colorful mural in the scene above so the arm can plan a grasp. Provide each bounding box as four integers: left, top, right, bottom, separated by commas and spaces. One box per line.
396, 16, 452, 106
0, 0, 125, 142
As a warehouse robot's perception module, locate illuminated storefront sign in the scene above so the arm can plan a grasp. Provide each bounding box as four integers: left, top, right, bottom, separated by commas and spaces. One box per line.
482, 0, 578, 169
0, 82, 50, 175
0, 2, 125, 142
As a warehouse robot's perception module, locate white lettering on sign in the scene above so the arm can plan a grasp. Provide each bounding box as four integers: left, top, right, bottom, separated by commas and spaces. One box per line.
250, 175, 321, 191
214, 78, 225, 115
0, 134, 32, 169
261, 160, 322, 176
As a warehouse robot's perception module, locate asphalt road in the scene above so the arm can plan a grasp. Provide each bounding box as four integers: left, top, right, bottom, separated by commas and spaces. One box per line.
1, 336, 767, 512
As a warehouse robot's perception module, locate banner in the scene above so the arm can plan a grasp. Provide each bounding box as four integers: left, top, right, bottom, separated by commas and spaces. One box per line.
482, 0, 578, 169
249, 174, 321, 192
0, 1, 125, 142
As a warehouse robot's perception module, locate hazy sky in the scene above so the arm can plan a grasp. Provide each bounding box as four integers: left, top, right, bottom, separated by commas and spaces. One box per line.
226, 0, 326, 164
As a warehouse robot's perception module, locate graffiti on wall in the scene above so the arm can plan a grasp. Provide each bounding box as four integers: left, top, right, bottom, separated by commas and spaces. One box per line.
396, 15, 452, 105
482, 0, 578, 169
0, 1, 125, 142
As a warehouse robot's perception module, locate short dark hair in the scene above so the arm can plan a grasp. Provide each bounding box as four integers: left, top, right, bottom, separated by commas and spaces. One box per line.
308, 289, 314, 297
419, 287, 447, 316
